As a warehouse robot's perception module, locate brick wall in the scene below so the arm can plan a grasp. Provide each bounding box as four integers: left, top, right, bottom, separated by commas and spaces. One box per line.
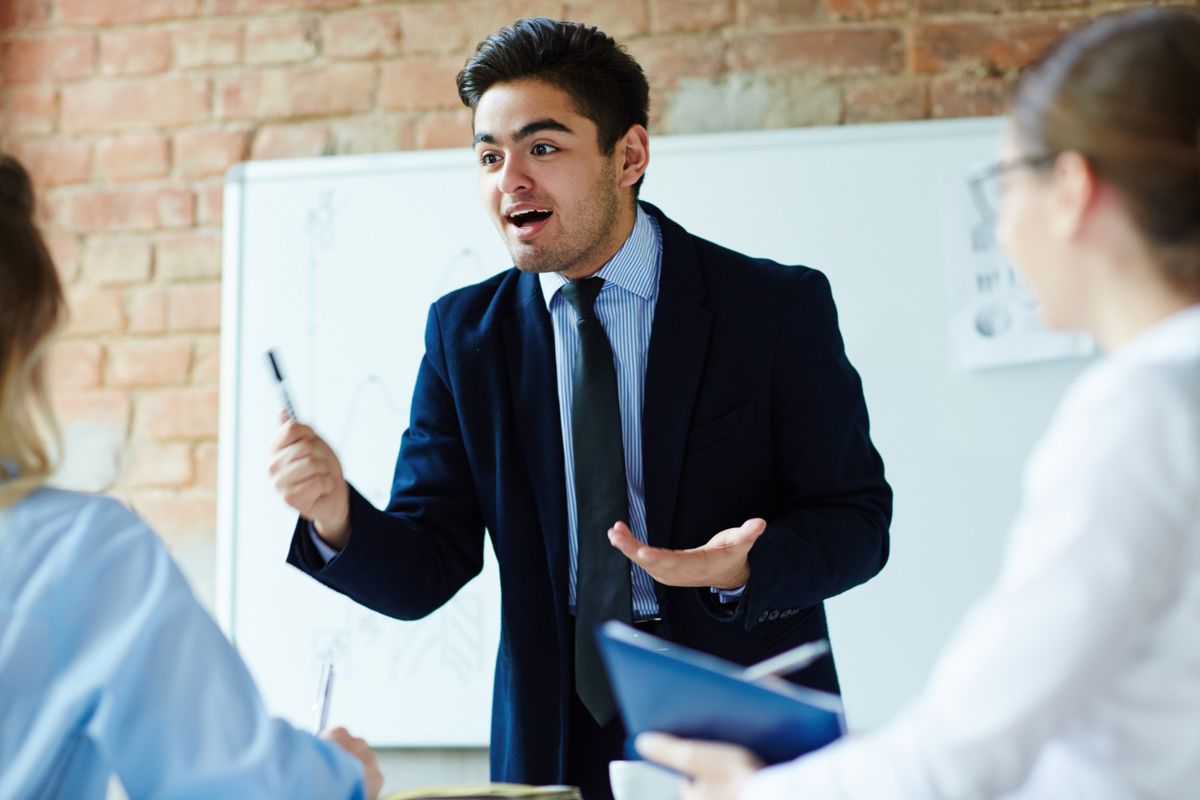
0, 0, 1174, 569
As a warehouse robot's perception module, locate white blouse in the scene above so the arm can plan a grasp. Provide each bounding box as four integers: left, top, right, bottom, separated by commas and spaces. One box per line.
745, 305, 1200, 800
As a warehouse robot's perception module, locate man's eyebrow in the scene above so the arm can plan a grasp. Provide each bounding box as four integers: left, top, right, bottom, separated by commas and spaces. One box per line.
472, 119, 574, 148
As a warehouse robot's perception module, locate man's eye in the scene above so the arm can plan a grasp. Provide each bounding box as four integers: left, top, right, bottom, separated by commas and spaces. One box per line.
531, 143, 557, 156
480, 152, 500, 166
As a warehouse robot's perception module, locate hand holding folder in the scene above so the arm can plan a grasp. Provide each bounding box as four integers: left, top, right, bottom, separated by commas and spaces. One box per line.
596, 621, 845, 765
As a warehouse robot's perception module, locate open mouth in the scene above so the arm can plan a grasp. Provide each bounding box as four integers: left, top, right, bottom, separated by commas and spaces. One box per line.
506, 209, 553, 228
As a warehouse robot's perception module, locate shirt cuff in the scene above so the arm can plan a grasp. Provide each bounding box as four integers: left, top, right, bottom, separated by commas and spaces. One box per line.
308, 522, 341, 564
712, 583, 746, 605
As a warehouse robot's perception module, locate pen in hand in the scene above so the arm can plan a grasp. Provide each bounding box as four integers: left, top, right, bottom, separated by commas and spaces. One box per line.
313, 660, 335, 733
266, 349, 299, 421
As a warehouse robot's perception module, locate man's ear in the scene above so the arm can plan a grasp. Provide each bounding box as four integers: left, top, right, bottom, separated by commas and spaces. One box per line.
617, 124, 650, 190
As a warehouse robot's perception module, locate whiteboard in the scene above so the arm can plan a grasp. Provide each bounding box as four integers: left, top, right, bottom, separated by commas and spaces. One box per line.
217, 117, 1090, 745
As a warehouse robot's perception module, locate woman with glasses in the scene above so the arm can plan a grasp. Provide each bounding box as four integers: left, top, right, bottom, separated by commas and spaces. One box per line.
639, 6, 1200, 798
0, 155, 383, 799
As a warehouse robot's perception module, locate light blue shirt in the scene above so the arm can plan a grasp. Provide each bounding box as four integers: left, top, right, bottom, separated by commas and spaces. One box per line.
0, 487, 365, 800
539, 206, 663, 618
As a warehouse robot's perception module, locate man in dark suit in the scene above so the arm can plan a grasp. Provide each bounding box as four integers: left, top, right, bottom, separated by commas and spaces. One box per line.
269, 17, 891, 800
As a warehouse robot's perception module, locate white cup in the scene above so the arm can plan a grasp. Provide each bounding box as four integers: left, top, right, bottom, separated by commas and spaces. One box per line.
609, 759, 685, 800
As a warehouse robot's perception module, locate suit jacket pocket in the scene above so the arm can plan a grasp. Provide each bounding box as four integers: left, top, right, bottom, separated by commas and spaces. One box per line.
686, 402, 755, 454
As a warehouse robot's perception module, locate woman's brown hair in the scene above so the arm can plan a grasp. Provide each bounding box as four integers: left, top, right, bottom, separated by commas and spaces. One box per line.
0, 155, 66, 506
1011, 5, 1200, 293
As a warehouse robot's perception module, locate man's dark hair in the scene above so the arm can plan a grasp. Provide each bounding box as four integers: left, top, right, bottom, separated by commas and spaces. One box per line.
457, 18, 650, 189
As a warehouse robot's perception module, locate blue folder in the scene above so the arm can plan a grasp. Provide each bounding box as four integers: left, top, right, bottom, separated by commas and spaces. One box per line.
596, 621, 845, 765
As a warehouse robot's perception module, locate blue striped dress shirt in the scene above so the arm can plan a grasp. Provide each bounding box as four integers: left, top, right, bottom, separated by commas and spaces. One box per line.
539, 206, 663, 618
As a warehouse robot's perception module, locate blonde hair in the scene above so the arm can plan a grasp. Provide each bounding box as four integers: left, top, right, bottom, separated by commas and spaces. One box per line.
0, 155, 65, 507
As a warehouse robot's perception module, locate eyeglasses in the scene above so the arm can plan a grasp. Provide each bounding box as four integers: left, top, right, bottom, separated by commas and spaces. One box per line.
968, 154, 1057, 224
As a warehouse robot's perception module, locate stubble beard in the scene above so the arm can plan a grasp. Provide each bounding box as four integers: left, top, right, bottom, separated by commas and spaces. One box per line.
508, 164, 622, 276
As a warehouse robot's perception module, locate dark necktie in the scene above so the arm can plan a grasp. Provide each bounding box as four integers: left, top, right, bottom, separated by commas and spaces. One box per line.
561, 276, 632, 725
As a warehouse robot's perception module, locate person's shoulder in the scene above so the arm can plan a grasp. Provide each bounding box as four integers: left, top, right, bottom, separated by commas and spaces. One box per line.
661, 212, 825, 295
12, 488, 154, 566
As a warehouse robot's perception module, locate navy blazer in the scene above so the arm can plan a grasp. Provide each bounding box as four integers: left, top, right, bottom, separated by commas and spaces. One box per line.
288, 203, 892, 784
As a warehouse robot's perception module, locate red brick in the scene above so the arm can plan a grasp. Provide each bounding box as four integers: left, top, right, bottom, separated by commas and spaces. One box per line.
194, 440, 218, 488
912, 19, 1076, 74
82, 236, 154, 285
129, 489, 216, 545
730, 27, 905, 76
475, 1, 570, 44
400, 1, 564, 55
45, 234, 83, 283
826, 0, 912, 19
47, 340, 104, 389
53, 389, 132, 432
918, 0, 1085, 11
61, 76, 210, 133
95, 134, 171, 183
59, 0, 202, 25
416, 109, 473, 150
156, 232, 221, 280
166, 283, 221, 332
125, 442, 194, 487
380, 56, 464, 112
218, 64, 376, 120
107, 338, 193, 386
845, 78, 927, 123
211, 0, 357, 11
99, 28, 173, 77
915, 0, 1002, 11
739, 0, 822, 24
174, 22, 243, 68
173, 128, 247, 179
192, 335, 220, 385
58, 186, 195, 233
331, 115, 417, 154
5, 138, 92, 187
564, 0, 649, 37
931, 76, 1012, 118
0, 0, 53, 31
66, 286, 127, 334
1, 33, 96, 84
323, 9, 402, 60
399, 2, 475, 53
196, 181, 224, 226
628, 36, 726, 91
1, 86, 58, 136
126, 287, 169, 333
650, 0, 734, 33
244, 16, 321, 65
137, 387, 219, 438
251, 123, 331, 159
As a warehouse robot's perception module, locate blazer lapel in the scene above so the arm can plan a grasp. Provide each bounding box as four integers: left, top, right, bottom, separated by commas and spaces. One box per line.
503, 273, 571, 610
641, 204, 713, 549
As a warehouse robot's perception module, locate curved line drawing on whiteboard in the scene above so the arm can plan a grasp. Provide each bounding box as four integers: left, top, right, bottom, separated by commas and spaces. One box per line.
436, 245, 495, 295
337, 373, 408, 509
388, 591, 486, 685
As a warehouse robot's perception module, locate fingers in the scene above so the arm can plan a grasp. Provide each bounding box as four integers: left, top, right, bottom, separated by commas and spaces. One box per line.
608, 522, 670, 569
269, 416, 313, 453
731, 517, 767, 546
322, 727, 383, 800
636, 733, 751, 777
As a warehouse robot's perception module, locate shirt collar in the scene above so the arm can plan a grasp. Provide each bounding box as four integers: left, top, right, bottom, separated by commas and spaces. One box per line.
538, 205, 660, 309
1117, 303, 1200, 363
